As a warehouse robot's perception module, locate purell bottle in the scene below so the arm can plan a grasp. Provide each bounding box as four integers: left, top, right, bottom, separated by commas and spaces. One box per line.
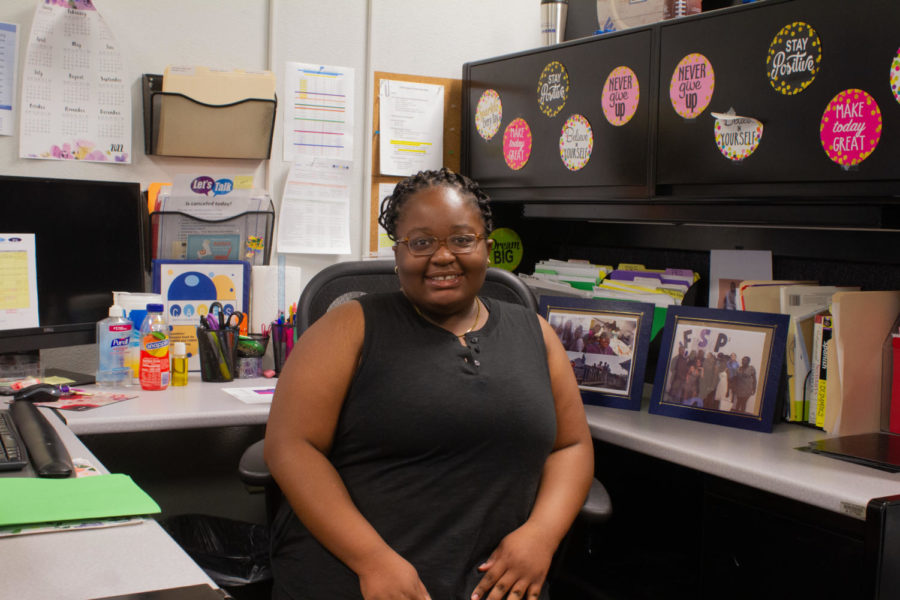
96, 304, 133, 386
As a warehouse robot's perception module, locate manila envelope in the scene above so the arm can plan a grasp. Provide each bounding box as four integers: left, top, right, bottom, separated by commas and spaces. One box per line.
738, 280, 816, 313
824, 291, 900, 434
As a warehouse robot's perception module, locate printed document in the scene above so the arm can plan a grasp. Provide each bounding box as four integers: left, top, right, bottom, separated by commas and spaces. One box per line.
283, 62, 354, 161
373, 182, 396, 257
379, 79, 443, 176
0, 234, 39, 331
277, 158, 352, 255
0, 23, 17, 136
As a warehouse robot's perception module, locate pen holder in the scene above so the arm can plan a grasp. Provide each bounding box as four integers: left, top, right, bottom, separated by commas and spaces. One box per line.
196, 327, 238, 382
236, 334, 269, 378
270, 323, 295, 376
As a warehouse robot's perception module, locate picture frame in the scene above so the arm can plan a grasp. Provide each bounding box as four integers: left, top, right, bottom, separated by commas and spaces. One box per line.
649, 305, 789, 432
540, 296, 655, 410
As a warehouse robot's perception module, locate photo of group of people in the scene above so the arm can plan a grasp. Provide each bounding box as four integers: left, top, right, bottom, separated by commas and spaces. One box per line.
549, 311, 639, 396
661, 322, 768, 417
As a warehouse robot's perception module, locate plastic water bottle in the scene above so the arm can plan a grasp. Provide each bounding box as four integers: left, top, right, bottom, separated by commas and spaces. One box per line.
139, 303, 170, 390
96, 304, 133, 386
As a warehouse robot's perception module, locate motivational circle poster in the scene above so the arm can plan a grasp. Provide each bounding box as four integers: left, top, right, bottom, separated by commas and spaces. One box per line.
537, 61, 569, 118
712, 112, 763, 162
602, 66, 639, 126
559, 114, 593, 171
766, 21, 822, 95
475, 89, 502, 141
891, 47, 900, 104
670, 53, 714, 119
820, 89, 882, 168
503, 118, 532, 170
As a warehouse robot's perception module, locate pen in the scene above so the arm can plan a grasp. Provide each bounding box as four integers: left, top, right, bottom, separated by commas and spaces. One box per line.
208, 330, 232, 380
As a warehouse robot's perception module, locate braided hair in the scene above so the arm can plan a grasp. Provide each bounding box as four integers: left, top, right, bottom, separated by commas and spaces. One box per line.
378, 168, 493, 241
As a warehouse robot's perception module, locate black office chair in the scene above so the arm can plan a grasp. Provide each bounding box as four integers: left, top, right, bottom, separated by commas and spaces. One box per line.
238, 259, 611, 577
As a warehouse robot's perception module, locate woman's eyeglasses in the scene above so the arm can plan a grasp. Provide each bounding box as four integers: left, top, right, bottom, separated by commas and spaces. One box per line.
396, 233, 486, 257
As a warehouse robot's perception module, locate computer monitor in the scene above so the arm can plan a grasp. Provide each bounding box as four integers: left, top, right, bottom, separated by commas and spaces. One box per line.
0, 175, 148, 355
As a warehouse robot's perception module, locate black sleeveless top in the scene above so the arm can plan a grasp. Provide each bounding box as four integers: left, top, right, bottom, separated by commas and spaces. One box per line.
271, 292, 557, 599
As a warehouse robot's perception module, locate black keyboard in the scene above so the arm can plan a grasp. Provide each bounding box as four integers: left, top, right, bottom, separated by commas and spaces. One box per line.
0, 409, 28, 471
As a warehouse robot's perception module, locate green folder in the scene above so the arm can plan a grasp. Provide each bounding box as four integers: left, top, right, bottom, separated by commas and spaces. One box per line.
0, 473, 160, 527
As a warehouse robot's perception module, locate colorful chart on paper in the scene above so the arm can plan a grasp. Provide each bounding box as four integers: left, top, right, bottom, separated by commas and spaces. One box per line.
819, 89, 882, 167
669, 53, 714, 119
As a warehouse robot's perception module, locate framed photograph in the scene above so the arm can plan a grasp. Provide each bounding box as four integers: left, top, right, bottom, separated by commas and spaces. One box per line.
649, 306, 789, 432
540, 296, 655, 410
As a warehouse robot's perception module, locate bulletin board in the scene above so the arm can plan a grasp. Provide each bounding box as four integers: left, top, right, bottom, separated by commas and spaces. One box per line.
369, 71, 462, 256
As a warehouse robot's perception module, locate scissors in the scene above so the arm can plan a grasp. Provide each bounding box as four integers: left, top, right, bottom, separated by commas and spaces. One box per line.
207, 302, 225, 329
225, 311, 244, 330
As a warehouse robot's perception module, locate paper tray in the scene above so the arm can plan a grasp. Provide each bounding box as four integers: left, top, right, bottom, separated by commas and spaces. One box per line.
150, 200, 274, 267
142, 74, 276, 159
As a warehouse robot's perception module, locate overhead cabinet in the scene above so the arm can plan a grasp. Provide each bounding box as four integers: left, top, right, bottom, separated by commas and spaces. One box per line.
463, 28, 654, 202
462, 0, 900, 223
656, 0, 900, 197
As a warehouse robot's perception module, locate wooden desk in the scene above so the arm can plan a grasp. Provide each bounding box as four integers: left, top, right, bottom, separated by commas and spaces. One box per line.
0, 407, 216, 600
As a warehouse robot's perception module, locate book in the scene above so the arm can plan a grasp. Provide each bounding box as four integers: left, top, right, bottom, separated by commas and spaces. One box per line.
890, 334, 900, 434
778, 285, 857, 422
815, 313, 833, 428
785, 310, 817, 422
807, 310, 830, 425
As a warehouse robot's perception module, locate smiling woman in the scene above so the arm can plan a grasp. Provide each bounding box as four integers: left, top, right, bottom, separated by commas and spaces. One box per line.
265, 168, 594, 600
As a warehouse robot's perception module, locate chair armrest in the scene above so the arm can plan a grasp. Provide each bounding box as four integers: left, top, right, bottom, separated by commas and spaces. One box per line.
238, 439, 273, 487
581, 478, 612, 524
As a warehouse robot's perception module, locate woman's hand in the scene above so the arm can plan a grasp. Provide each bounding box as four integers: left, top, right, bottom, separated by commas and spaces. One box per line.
357, 550, 432, 600
470, 523, 556, 600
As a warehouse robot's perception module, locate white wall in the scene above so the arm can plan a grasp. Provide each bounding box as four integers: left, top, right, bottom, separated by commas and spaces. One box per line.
0, 0, 539, 372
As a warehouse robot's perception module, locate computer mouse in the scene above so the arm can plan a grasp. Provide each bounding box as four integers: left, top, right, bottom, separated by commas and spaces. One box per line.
13, 383, 62, 403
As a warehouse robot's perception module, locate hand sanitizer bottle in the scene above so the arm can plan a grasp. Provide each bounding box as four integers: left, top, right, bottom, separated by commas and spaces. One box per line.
96, 304, 133, 386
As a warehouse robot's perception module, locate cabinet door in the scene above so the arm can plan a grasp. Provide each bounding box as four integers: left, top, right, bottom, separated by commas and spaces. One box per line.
464, 29, 653, 202
656, 0, 900, 195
